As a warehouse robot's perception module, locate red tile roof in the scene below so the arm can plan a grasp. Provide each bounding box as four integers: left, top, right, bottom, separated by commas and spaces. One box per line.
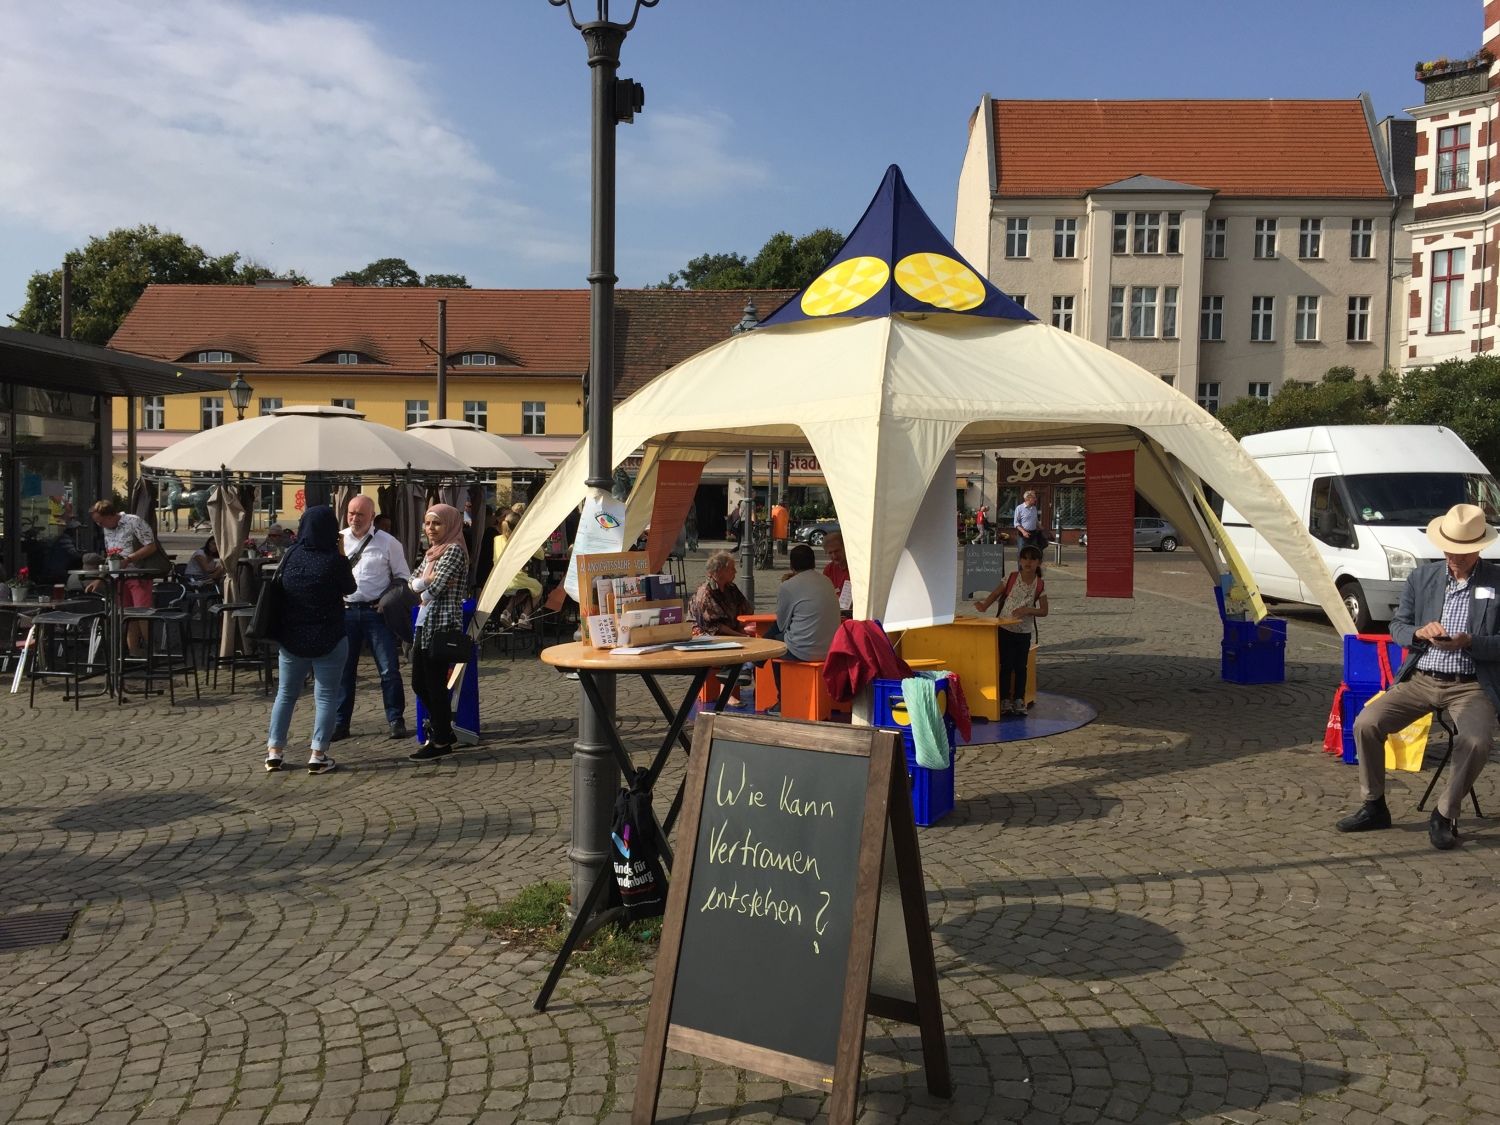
110, 285, 795, 399
992, 99, 1390, 199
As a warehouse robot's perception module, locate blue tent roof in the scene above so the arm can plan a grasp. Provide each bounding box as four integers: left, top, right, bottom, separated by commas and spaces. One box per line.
761, 164, 1034, 327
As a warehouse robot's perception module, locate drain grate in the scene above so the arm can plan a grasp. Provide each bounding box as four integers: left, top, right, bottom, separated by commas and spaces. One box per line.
0, 910, 78, 952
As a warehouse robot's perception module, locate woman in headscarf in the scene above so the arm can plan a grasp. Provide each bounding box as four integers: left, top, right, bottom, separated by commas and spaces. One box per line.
265, 505, 356, 774
407, 503, 469, 761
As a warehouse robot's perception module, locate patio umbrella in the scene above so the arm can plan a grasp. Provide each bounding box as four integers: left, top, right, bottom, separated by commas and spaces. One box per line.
208, 482, 253, 657
129, 477, 159, 537
143, 405, 470, 475
404, 419, 552, 470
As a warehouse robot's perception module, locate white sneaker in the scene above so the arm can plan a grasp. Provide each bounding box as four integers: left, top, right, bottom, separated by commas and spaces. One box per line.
265, 750, 283, 772
1015, 699, 1028, 714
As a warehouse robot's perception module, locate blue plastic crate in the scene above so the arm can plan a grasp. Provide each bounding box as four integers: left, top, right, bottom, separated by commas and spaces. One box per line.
904, 744, 956, 826
1342, 635, 1404, 689
1220, 639, 1286, 684
1222, 617, 1288, 647
1339, 685, 1380, 765
872, 676, 950, 728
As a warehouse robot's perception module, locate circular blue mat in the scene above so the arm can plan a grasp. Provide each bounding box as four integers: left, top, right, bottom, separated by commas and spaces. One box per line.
959, 691, 1096, 745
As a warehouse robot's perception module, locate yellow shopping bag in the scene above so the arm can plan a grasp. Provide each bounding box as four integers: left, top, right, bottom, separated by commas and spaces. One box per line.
1362, 690, 1432, 772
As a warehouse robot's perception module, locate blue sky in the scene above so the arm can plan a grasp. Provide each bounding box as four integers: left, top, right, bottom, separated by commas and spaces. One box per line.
0, 0, 1482, 326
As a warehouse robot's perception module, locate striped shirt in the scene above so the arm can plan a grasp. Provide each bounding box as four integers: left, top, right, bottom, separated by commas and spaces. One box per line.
1416, 573, 1475, 675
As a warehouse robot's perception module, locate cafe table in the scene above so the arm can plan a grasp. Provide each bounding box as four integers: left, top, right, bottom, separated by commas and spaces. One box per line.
88, 566, 158, 702
534, 635, 786, 1009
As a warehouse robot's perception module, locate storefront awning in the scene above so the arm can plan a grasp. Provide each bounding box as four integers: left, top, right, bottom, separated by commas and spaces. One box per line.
0, 327, 231, 398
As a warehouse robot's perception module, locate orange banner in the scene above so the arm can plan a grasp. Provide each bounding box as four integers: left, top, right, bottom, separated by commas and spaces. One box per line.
646, 460, 705, 571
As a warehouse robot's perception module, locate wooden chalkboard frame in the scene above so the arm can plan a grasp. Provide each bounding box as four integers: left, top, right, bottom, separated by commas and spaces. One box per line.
632, 713, 949, 1124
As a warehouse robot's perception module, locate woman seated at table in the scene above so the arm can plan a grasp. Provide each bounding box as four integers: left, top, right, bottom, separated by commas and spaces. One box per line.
492, 512, 543, 628
689, 551, 752, 636
65, 553, 106, 597
185, 536, 226, 585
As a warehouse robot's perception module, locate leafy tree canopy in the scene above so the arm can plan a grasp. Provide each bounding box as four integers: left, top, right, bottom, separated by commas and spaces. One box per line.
1217, 366, 1386, 441
1379, 355, 1500, 472
654, 228, 846, 291
10, 224, 304, 345
335, 258, 469, 289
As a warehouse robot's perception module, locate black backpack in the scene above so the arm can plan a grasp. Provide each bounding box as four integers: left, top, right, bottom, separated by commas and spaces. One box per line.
610, 769, 668, 920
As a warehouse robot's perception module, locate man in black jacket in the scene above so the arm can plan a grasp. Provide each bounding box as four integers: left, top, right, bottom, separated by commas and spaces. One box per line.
1337, 503, 1500, 850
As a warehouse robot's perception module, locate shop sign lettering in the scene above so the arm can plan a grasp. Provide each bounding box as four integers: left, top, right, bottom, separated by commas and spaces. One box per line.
1002, 458, 1085, 486
767, 454, 822, 473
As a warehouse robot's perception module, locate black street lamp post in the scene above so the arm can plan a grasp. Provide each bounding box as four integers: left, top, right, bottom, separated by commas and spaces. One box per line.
550, 0, 654, 919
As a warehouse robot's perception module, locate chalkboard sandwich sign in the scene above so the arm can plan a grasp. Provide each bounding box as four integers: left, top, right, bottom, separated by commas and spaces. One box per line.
632, 713, 950, 1124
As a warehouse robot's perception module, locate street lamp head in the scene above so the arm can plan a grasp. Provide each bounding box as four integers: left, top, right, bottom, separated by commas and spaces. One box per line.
549, 0, 658, 31
228, 372, 252, 420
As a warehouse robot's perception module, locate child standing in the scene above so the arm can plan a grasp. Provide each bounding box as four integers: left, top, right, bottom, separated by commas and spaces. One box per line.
973, 545, 1050, 717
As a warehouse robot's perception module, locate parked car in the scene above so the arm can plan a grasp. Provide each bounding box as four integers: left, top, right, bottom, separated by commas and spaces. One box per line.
793, 519, 840, 546
1080, 518, 1180, 552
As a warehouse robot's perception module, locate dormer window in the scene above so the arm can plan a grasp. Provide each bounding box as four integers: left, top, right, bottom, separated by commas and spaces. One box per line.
312, 351, 376, 365
336, 352, 359, 364
459, 353, 499, 366
197, 350, 235, 363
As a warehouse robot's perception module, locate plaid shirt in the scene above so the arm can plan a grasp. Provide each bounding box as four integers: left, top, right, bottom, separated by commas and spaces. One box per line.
1416, 573, 1475, 675
414, 544, 467, 648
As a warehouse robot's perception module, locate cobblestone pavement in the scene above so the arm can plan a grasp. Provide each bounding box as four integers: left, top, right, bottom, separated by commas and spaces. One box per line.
4, 547, 1500, 1124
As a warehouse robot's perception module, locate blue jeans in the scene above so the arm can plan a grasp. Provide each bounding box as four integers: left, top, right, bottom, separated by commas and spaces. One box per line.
268, 637, 349, 753
336, 604, 405, 729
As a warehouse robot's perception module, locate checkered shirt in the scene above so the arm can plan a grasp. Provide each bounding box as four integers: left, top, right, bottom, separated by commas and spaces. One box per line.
1415, 573, 1475, 675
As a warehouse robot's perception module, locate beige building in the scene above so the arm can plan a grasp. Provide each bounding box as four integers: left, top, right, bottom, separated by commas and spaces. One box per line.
955, 96, 1409, 413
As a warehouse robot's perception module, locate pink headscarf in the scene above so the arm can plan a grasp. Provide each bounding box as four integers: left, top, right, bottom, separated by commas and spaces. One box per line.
422, 504, 468, 566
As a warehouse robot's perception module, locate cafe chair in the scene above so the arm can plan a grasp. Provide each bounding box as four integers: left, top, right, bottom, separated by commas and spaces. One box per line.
27, 601, 110, 710
208, 602, 274, 694
1417, 707, 1484, 819
120, 579, 200, 705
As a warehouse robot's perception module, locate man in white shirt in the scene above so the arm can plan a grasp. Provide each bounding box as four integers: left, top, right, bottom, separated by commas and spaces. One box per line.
334, 495, 413, 741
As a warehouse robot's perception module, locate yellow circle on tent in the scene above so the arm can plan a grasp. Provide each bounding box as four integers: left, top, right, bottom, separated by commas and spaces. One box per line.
894, 252, 985, 311
800, 256, 890, 317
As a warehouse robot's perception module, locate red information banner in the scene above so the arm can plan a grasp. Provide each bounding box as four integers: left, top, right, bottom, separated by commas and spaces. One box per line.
646, 460, 705, 572
1085, 450, 1135, 599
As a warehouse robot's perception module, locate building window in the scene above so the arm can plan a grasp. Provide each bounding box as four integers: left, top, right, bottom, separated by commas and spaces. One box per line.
1298, 219, 1322, 259
1347, 296, 1372, 342
331, 398, 355, 410
1011, 294, 1028, 311
1430, 248, 1466, 333
1350, 218, 1374, 259
1196, 382, 1220, 413
258, 397, 282, 416
1295, 296, 1320, 342
1200, 295, 1224, 341
200, 397, 224, 430
1253, 218, 1277, 259
1005, 217, 1029, 258
1112, 212, 1128, 254
1053, 218, 1077, 258
1163, 287, 1179, 339
522, 401, 546, 436
459, 353, 499, 366
1050, 295, 1075, 332
1159, 373, 1175, 387
197, 350, 233, 363
1250, 295, 1275, 342
1165, 212, 1182, 255
1437, 124, 1471, 193
1204, 218, 1227, 258
1108, 286, 1126, 338
1248, 382, 1271, 400
463, 400, 488, 429
336, 352, 359, 365
142, 396, 164, 431
1132, 211, 1161, 255
405, 400, 430, 426
1129, 286, 1159, 338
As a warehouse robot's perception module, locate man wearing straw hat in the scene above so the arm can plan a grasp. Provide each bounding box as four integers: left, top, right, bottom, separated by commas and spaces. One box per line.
1337, 503, 1500, 850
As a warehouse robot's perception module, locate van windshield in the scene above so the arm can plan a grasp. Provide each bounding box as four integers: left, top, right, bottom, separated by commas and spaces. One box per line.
1341, 473, 1500, 525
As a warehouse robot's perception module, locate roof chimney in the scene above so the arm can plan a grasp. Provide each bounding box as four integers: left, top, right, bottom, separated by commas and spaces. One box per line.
331, 275, 357, 288
253, 277, 296, 289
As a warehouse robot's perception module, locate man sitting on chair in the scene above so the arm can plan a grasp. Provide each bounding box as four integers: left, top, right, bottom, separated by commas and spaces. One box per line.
767, 544, 841, 712
1337, 503, 1500, 850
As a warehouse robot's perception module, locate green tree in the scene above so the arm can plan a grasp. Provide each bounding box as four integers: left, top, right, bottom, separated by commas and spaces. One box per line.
9, 225, 302, 345
340, 257, 421, 287
1381, 354, 1500, 471
421, 272, 470, 289
1216, 366, 1386, 440
654, 228, 845, 290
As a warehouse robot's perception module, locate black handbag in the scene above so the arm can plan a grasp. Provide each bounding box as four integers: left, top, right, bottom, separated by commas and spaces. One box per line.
378, 580, 421, 643
428, 628, 473, 666
245, 564, 285, 642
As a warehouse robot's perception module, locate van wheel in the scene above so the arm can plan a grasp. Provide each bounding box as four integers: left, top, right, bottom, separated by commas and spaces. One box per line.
1340, 580, 1373, 632
1159, 536, 1178, 552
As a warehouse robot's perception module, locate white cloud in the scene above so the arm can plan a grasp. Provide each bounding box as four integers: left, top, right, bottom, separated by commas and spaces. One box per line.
617, 109, 771, 201
0, 0, 570, 284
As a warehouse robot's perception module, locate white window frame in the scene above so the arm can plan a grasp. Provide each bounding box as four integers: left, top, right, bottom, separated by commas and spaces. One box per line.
201, 396, 224, 430
1250, 295, 1275, 342
522, 400, 546, 436
197, 350, 233, 363
258, 396, 282, 416
142, 395, 164, 430
1298, 218, 1323, 260
1053, 218, 1077, 258
330, 398, 355, 410
1112, 212, 1128, 254
1163, 286, 1179, 339
1011, 294, 1027, 311
1129, 286, 1159, 338
1347, 296, 1372, 342
1005, 217, 1029, 258
463, 400, 488, 429
1108, 286, 1126, 338
1200, 295, 1224, 342
1196, 382, 1220, 413
1132, 211, 1161, 255
1248, 382, 1271, 401
1350, 218, 1374, 260
1253, 218, 1277, 259
460, 353, 498, 366
1295, 296, 1320, 342
1050, 295, 1075, 332
1204, 218, 1227, 259
405, 400, 430, 427
336, 352, 359, 365
1165, 212, 1182, 255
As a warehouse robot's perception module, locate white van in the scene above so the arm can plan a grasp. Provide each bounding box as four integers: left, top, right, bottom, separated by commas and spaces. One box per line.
1220, 425, 1500, 630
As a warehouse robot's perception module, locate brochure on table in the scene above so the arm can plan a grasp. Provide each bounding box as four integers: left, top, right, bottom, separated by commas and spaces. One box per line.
575, 550, 694, 649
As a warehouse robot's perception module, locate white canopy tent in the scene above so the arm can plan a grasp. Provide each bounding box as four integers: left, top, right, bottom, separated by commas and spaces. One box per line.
479, 312, 1355, 635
